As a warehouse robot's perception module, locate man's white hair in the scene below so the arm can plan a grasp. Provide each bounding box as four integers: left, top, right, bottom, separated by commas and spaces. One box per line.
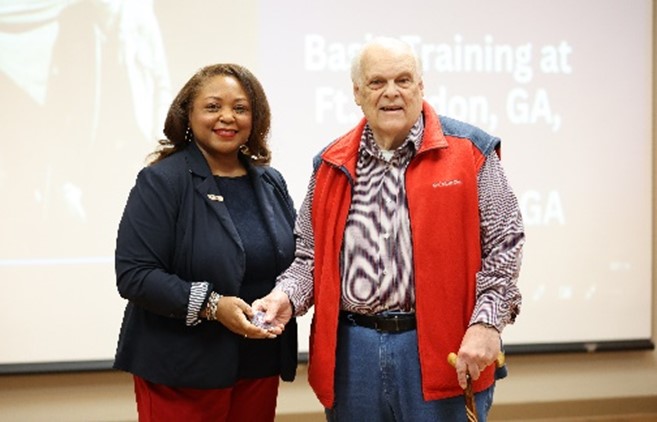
350, 36, 423, 86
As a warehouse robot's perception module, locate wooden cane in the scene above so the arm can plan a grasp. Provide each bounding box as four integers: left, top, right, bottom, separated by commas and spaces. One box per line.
447, 352, 505, 422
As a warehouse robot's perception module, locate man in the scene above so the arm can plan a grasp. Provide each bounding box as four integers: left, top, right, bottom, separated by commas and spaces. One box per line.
255, 36, 524, 421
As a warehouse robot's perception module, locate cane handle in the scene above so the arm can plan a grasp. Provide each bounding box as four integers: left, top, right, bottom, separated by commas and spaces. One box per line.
447, 352, 505, 368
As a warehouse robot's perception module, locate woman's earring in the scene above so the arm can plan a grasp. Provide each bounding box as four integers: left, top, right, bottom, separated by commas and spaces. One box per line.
185, 127, 193, 143
240, 143, 258, 160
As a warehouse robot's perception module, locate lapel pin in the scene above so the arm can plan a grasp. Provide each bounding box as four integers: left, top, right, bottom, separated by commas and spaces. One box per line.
207, 194, 224, 202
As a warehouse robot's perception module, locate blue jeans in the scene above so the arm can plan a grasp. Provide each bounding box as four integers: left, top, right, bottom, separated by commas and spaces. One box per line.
325, 321, 495, 422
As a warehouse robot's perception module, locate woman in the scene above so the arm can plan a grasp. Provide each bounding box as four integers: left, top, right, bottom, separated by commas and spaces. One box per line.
113, 63, 298, 421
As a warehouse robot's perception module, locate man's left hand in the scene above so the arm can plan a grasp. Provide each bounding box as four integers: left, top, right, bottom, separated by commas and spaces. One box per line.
454, 324, 501, 389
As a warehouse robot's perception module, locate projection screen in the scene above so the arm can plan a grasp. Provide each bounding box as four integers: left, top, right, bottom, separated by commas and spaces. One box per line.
0, 0, 652, 371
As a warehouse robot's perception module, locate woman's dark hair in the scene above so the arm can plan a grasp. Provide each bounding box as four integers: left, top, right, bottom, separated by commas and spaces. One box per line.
148, 63, 272, 165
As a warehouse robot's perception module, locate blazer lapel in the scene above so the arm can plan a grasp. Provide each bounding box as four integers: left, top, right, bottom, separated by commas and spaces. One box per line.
184, 144, 243, 249
251, 166, 277, 243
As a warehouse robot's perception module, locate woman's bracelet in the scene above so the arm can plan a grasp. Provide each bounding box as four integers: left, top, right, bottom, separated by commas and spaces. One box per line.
206, 291, 221, 321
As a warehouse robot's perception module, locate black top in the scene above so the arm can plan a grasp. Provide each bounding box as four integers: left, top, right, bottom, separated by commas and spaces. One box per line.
215, 175, 280, 379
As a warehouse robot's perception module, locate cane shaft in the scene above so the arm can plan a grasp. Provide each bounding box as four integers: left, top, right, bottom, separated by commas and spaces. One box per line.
464, 375, 478, 422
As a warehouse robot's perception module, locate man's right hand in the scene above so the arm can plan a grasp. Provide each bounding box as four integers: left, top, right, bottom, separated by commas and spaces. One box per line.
252, 290, 293, 335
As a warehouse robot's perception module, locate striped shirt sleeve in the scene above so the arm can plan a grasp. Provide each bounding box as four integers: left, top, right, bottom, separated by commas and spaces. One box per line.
186, 281, 210, 326
469, 153, 525, 332
275, 177, 317, 317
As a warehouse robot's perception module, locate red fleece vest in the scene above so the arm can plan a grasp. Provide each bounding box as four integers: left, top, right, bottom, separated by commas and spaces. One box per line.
309, 102, 496, 408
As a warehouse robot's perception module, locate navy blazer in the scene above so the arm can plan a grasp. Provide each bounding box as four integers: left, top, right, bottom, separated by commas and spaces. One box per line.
113, 142, 298, 388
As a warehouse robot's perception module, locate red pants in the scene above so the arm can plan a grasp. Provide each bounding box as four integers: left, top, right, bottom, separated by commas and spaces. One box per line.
133, 375, 280, 422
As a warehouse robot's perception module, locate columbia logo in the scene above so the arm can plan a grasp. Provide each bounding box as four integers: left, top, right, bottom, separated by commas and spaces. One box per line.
432, 179, 462, 188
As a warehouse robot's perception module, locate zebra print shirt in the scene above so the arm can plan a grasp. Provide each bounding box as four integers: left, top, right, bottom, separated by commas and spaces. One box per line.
275, 115, 524, 331
338, 119, 422, 314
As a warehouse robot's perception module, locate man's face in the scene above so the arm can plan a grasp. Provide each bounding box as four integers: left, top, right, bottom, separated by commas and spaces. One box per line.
353, 45, 424, 148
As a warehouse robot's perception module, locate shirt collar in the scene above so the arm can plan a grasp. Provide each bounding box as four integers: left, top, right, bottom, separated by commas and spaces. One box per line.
360, 113, 425, 162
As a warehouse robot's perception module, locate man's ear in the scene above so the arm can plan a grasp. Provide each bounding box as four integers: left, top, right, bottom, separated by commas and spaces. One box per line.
353, 84, 361, 106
